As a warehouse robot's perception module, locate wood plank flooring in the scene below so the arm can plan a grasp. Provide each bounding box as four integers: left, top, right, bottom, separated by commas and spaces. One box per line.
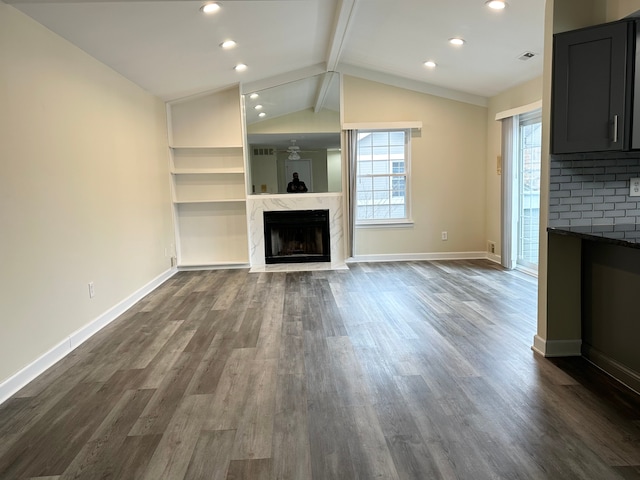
2, 260, 640, 479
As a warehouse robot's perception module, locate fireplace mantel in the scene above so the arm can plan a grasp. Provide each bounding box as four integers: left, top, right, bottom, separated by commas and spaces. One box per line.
247, 193, 346, 271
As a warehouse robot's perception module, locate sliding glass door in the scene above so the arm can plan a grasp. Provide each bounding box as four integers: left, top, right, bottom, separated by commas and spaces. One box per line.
516, 111, 541, 272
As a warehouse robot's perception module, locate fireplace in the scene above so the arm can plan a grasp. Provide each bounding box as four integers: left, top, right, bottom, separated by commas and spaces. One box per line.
263, 210, 331, 264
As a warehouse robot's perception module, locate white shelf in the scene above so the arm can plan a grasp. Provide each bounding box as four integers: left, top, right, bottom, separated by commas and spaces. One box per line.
170, 145, 243, 150
173, 198, 246, 204
172, 173, 246, 203
171, 168, 245, 175
170, 147, 244, 173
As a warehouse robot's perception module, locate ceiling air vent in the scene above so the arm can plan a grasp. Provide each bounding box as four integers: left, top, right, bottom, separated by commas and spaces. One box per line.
518, 51, 536, 61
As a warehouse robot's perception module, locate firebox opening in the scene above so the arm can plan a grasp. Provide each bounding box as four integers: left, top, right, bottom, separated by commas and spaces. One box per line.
264, 210, 330, 264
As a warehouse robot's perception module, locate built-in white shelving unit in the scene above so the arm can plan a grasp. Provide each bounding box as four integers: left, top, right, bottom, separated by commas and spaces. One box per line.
171, 147, 246, 203
167, 87, 249, 268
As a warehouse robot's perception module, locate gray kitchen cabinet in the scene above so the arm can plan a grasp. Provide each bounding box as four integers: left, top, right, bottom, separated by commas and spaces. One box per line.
551, 20, 634, 154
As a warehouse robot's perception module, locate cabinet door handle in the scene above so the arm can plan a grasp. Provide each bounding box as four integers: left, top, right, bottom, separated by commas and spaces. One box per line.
613, 115, 619, 143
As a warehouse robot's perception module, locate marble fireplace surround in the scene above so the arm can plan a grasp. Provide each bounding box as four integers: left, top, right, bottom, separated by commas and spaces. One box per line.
247, 193, 347, 272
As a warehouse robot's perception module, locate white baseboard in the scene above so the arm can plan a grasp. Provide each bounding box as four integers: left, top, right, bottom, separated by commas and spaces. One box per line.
0, 267, 177, 405
486, 252, 501, 264
348, 251, 490, 263
531, 335, 582, 357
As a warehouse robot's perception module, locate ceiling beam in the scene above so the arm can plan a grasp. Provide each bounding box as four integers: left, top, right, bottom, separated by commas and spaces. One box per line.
326, 0, 358, 72
313, 72, 337, 113
314, 0, 358, 112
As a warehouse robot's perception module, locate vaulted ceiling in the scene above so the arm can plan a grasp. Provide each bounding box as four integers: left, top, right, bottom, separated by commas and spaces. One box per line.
6, 0, 545, 105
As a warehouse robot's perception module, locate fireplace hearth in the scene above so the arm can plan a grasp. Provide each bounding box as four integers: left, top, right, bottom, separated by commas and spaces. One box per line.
263, 210, 330, 264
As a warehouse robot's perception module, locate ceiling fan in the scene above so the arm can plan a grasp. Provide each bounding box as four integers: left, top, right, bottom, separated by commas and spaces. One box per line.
286, 140, 301, 160
277, 139, 323, 160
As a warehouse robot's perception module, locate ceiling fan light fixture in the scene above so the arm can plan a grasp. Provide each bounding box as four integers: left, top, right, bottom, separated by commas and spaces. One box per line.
287, 140, 301, 160
200, 2, 221, 14
486, 0, 507, 9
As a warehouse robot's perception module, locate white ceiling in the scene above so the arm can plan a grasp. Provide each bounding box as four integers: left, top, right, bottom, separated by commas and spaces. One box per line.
6, 0, 545, 104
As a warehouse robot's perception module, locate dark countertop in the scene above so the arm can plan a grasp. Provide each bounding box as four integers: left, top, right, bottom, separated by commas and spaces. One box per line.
548, 225, 640, 249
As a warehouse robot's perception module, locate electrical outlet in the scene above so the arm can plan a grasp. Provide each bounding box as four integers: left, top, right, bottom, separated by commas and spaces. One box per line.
631, 178, 640, 197
88, 282, 95, 298
488, 241, 496, 254
441, 231, 448, 241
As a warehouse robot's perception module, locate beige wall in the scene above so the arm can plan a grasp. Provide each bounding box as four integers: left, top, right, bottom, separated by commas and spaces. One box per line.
485, 76, 543, 258
343, 76, 487, 256
607, 0, 640, 20
0, 6, 174, 384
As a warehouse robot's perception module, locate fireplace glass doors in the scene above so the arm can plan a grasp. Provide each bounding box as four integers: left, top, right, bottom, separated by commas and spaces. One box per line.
263, 210, 330, 264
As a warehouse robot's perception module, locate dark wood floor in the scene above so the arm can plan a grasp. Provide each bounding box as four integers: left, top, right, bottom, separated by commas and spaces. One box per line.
1, 260, 640, 479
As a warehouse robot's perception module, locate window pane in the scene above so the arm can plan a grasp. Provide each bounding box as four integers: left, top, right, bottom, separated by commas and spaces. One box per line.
392, 176, 405, 197
389, 131, 405, 145
373, 176, 389, 190
374, 190, 389, 202
359, 146, 373, 159
372, 132, 389, 145
373, 146, 388, 157
372, 160, 389, 174
390, 204, 405, 218
359, 161, 372, 175
360, 176, 373, 188
390, 145, 404, 158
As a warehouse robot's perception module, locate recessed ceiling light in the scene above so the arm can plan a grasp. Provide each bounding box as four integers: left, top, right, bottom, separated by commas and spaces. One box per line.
449, 37, 465, 46
254, 105, 263, 110
486, 0, 507, 9
220, 40, 236, 49
258, 112, 266, 118
424, 60, 437, 68
249, 93, 259, 100
234, 63, 247, 72
201, 2, 221, 14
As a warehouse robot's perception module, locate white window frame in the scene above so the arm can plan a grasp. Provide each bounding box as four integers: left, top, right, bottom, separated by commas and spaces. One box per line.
354, 128, 412, 226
